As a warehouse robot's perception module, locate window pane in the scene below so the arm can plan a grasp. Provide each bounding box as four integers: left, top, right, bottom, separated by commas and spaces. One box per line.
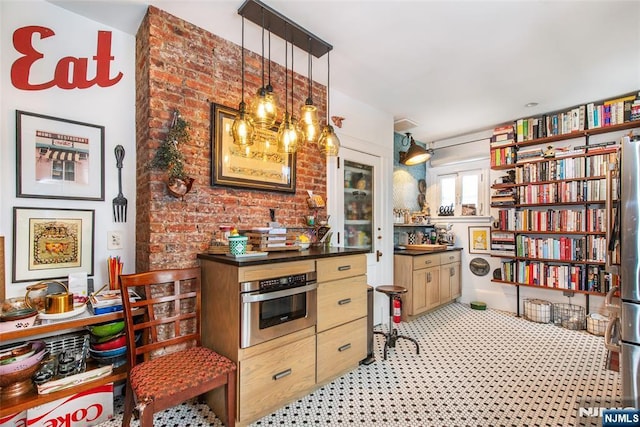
461, 174, 478, 215
440, 176, 456, 207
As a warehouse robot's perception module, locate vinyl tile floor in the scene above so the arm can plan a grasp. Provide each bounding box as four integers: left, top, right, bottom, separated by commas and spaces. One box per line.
98, 302, 620, 426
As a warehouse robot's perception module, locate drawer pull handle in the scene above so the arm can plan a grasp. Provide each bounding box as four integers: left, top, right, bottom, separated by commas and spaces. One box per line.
424, 260, 432, 265
338, 343, 352, 352
449, 256, 454, 260
427, 272, 432, 282
338, 298, 352, 305
338, 265, 351, 271
273, 369, 292, 381
450, 267, 455, 277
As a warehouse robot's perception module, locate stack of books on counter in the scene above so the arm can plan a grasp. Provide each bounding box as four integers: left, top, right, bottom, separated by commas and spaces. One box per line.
89, 288, 141, 315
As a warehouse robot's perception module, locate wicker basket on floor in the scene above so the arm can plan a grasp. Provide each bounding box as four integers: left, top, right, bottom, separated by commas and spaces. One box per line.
523, 298, 553, 323
552, 303, 585, 330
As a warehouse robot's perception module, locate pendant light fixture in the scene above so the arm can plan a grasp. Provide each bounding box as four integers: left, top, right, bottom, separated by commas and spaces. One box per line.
300, 37, 319, 144
231, 17, 255, 146
317, 50, 340, 156
277, 26, 299, 154
249, 8, 278, 129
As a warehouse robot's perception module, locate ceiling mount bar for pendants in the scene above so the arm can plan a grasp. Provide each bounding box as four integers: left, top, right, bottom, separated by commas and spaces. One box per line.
238, 0, 332, 58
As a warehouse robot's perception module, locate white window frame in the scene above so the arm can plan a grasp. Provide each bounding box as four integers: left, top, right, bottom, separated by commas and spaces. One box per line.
428, 160, 489, 221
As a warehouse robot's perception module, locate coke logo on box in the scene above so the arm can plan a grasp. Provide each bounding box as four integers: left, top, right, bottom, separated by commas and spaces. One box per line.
28, 384, 113, 427
0, 411, 27, 427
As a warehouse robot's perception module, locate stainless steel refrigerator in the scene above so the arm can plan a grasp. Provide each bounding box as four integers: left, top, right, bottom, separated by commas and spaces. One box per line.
620, 134, 640, 408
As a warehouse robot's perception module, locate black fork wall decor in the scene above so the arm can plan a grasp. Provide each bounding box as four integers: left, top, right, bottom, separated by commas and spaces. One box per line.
113, 145, 127, 222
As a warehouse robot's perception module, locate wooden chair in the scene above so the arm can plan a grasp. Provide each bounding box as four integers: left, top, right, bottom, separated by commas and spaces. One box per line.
119, 267, 236, 427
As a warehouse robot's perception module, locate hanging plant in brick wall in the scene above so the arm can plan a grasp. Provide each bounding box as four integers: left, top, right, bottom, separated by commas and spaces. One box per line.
150, 110, 194, 198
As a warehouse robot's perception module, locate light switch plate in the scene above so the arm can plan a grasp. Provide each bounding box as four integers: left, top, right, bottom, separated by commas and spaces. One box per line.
107, 231, 123, 250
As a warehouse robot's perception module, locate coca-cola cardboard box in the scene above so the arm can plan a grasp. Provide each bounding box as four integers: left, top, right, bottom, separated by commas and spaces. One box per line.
0, 411, 27, 427
27, 383, 113, 427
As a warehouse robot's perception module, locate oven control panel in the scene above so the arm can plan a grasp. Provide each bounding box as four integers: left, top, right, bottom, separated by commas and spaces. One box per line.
240, 271, 317, 293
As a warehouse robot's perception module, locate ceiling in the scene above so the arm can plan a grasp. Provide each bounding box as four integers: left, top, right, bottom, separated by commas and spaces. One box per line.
49, 0, 640, 145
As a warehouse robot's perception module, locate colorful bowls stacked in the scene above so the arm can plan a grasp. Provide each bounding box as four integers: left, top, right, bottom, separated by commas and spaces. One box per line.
88, 320, 127, 368
0, 341, 47, 398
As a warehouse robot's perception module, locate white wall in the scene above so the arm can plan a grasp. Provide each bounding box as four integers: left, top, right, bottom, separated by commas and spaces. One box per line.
1, 0, 136, 297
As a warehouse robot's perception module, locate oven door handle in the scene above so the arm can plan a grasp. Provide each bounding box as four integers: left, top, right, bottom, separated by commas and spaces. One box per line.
242, 282, 318, 303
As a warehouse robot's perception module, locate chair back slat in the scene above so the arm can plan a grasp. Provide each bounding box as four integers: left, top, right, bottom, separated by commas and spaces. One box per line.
119, 267, 202, 368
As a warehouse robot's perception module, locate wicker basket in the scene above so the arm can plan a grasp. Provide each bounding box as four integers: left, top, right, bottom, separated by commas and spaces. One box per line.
552, 303, 586, 330
586, 313, 608, 336
523, 298, 553, 323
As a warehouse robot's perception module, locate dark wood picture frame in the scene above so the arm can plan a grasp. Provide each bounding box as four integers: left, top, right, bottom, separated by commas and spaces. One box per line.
13, 207, 95, 283
16, 110, 105, 201
210, 103, 296, 193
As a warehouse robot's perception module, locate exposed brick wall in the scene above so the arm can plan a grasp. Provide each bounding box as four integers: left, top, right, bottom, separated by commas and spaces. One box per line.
135, 6, 328, 272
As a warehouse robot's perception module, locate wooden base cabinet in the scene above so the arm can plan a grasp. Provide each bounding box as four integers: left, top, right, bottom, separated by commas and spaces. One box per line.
394, 250, 462, 320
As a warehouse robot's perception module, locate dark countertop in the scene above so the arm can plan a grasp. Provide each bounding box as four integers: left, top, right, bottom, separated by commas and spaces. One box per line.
197, 247, 369, 266
394, 246, 462, 256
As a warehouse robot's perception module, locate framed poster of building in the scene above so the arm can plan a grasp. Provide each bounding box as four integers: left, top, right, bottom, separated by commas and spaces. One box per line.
16, 110, 105, 201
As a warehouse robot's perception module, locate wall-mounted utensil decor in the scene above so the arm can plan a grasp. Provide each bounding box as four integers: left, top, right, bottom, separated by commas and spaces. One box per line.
113, 145, 127, 222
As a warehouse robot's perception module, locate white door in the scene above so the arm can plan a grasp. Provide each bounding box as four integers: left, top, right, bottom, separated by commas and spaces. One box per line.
328, 146, 391, 325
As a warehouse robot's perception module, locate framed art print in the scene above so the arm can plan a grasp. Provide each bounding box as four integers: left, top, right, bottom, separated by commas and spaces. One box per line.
13, 207, 95, 282
468, 226, 491, 254
16, 110, 105, 200
210, 103, 296, 193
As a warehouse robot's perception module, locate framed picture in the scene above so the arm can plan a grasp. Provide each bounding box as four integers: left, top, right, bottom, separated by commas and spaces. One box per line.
468, 226, 491, 254
210, 103, 296, 193
12, 207, 95, 282
16, 110, 105, 200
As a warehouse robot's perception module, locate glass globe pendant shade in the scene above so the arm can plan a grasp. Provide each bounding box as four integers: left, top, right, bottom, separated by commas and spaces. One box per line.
277, 112, 299, 153
318, 124, 340, 156
300, 100, 319, 143
231, 102, 255, 146
250, 87, 278, 129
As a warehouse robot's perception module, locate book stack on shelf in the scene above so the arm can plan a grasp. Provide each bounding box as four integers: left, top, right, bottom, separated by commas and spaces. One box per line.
490, 187, 516, 206
586, 93, 639, 128
490, 231, 515, 257
490, 124, 516, 167
89, 288, 141, 315
516, 146, 544, 163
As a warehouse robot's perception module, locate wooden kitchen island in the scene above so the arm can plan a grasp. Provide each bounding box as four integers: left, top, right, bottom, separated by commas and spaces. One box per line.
197, 248, 369, 427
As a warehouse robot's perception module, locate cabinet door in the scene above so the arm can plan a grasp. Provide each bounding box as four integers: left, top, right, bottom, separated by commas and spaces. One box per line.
425, 267, 441, 310
439, 264, 452, 303
412, 266, 440, 314
450, 262, 461, 299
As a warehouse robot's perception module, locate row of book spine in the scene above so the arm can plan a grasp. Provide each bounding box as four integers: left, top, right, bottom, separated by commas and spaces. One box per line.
499, 261, 607, 293
515, 235, 606, 262
514, 93, 639, 142
514, 179, 607, 204
494, 207, 606, 233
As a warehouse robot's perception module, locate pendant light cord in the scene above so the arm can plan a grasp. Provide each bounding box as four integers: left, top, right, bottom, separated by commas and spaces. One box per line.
284, 23, 288, 115
291, 37, 294, 114
326, 50, 330, 122
307, 37, 313, 100
241, 17, 245, 104
260, 8, 265, 88
267, 28, 272, 89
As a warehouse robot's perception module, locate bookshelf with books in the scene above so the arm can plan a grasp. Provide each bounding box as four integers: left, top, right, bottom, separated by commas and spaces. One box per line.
488, 91, 639, 314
